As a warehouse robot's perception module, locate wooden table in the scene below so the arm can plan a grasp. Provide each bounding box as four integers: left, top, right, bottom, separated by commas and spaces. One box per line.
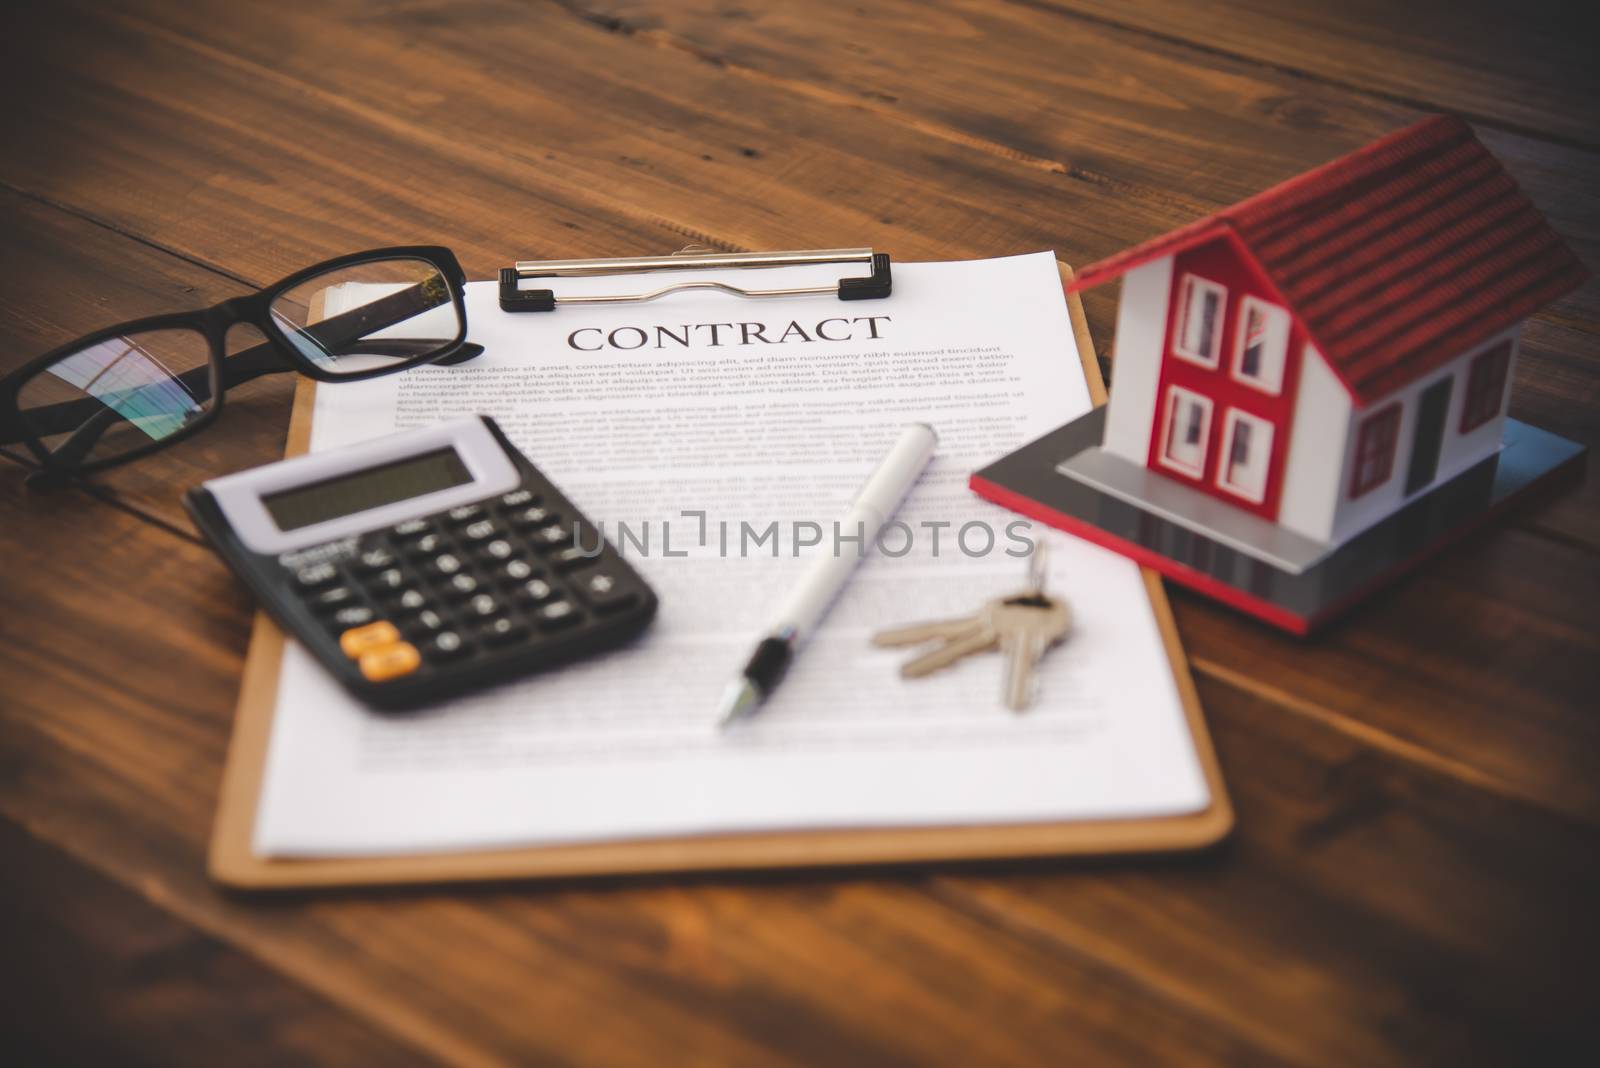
2, 2, 1595, 1064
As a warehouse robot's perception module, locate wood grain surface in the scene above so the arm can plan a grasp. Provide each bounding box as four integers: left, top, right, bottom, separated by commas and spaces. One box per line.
0, 1, 1594, 1064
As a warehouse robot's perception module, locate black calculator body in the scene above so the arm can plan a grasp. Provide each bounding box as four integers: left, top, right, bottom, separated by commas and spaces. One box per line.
186, 415, 657, 710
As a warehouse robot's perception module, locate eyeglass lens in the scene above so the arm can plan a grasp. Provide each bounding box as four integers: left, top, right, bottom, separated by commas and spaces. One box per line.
269, 257, 461, 377
15, 327, 215, 467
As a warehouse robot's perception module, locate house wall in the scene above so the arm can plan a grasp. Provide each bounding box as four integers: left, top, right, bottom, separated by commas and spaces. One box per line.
1275, 344, 1352, 542
1145, 235, 1307, 520
1326, 325, 1520, 544
1101, 256, 1173, 465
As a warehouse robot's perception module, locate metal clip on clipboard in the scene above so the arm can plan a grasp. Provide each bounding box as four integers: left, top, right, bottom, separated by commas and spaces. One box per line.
497, 247, 892, 313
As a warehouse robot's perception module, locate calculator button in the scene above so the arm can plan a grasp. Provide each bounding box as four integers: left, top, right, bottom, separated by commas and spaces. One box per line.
537, 599, 581, 629
391, 518, 433, 541
402, 609, 448, 636
430, 553, 464, 576
407, 533, 446, 557
423, 630, 469, 661
446, 504, 485, 525
464, 593, 503, 619
501, 559, 537, 582
508, 505, 555, 529
358, 642, 421, 682
367, 567, 407, 593
531, 523, 573, 551
309, 586, 359, 613
356, 547, 397, 571
339, 620, 402, 658
549, 545, 597, 572
478, 617, 531, 646
500, 489, 539, 508
393, 588, 429, 612
444, 573, 481, 598
461, 519, 499, 542
331, 605, 377, 629
513, 578, 555, 604
573, 570, 640, 614
479, 538, 516, 561
294, 562, 340, 590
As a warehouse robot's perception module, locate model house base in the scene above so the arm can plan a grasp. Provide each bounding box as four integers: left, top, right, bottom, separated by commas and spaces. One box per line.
971, 408, 1585, 635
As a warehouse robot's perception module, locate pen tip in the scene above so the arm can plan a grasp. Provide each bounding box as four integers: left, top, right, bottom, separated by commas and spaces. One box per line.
716, 680, 762, 727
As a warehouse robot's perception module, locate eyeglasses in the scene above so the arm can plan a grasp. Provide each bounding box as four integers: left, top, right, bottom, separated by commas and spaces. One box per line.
0, 245, 483, 482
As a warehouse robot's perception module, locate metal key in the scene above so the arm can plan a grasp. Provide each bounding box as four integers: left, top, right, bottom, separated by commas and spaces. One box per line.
992, 594, 1071, 711
871, 546, 1071, 708
873, 602, 1001, 677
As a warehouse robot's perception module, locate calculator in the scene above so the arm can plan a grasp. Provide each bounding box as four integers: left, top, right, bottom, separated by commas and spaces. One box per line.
185, 415, 658, 710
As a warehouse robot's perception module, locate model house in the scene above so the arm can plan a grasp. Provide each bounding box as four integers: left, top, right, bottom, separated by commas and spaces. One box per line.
1064, 114, 1587, 547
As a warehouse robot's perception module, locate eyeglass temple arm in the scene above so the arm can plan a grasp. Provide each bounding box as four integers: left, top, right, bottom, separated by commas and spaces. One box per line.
2, 282, 478, 446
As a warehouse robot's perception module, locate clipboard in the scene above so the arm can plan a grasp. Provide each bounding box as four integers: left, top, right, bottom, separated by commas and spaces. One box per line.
498, 246, 894, 312
209, 261, 1233, 889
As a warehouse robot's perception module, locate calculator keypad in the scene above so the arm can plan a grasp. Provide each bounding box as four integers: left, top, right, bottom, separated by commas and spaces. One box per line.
286, 486, 645, 688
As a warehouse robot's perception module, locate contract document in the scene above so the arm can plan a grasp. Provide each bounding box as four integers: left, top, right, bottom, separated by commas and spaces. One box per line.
254, 251, 1211, 856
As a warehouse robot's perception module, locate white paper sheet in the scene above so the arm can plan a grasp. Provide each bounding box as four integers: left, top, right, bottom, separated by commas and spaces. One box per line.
253, 252, 1209, 856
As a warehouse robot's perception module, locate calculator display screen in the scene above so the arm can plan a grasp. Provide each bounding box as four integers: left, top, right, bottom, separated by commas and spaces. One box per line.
262, 447, 475, 532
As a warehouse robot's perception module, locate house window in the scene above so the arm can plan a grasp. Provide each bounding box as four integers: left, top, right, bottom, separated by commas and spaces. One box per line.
1459, 340, 1511, 433
1158, 385, 1213, 478
1172, 274, 1226, 367
1348, 404, 1401, 498
1231, 296, 1290, 394
1216, 408, 1275, 504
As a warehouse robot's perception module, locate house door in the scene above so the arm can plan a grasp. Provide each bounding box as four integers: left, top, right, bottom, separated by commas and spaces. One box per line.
1405, 378, 1453, 495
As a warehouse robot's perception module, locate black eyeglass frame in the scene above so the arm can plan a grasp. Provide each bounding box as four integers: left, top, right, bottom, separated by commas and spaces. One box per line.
0, 245, 475, 480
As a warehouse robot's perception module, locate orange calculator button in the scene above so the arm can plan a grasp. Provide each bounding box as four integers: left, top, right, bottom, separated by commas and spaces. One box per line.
340, 620, 401, 658
358, 642, 421, 682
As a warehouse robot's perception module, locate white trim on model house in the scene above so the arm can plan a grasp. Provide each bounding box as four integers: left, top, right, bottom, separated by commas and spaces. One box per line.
1172, 273, 1227, 368
1275, 346, 1352, 542
1157, 386, 1214, 478
1215, 408, 1274, 504
1231, 296, 1290, 395
1102, 257, 1173, 466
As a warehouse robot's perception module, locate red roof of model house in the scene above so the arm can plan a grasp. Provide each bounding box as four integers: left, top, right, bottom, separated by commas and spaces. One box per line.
1067, 115, 1589, 404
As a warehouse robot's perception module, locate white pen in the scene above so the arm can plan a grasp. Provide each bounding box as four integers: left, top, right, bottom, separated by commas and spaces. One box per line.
717, 422, 939, 726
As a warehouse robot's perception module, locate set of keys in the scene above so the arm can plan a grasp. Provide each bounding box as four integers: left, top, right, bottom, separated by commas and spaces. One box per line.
871, 548, 1071, 711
